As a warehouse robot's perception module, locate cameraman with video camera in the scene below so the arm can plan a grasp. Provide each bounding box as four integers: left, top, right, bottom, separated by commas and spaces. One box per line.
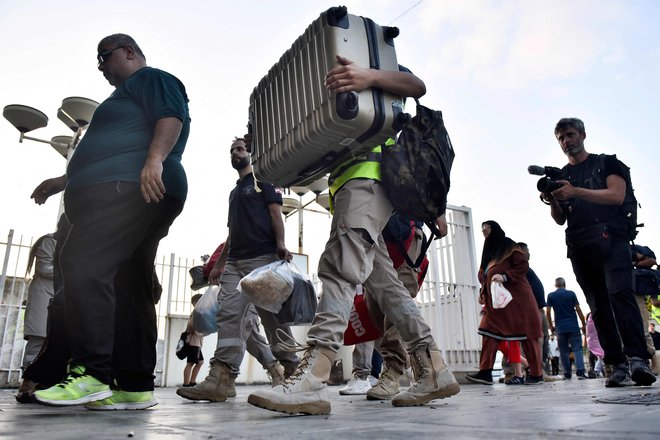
540, 117, 655, 387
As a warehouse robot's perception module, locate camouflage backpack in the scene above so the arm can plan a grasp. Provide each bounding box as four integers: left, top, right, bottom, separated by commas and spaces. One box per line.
381, 100, 455, 238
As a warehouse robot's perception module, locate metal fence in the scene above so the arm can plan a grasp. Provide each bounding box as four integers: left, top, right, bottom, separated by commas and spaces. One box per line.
0, 230, 33, 386
417, 206, 482, 371
0, 230, 204, 387
0, 204, 481, 387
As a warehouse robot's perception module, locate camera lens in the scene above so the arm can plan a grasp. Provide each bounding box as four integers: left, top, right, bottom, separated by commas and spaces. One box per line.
537, 177, 563, 193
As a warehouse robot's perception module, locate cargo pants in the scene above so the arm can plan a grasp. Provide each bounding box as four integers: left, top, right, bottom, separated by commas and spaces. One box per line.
307, 179, 435, 354
212, 254, 299, 374
365, 226, 423, 373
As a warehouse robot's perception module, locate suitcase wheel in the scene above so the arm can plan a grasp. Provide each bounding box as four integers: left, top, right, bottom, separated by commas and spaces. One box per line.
336, 91, 359, 120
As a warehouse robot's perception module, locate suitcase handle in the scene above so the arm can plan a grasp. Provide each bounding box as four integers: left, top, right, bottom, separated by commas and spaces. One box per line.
383, 26, 399, 46
326, 6, 349, 28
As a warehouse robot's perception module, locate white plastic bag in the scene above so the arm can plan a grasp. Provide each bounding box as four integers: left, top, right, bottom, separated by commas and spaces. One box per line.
192, 286, 220, 336
238, 260, 294, 313
490, 281, 513, 309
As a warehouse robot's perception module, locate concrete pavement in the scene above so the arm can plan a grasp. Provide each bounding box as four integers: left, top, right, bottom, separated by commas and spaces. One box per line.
0, 378, 658, 439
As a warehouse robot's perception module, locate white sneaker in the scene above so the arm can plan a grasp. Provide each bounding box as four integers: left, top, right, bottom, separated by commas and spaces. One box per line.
368, 375, 378, 387
339, 374, 373, 395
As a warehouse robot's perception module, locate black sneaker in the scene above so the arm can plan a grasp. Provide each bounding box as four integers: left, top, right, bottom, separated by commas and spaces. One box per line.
504, 376, 525, 385
525, 375, 544, 385
465, 371, 493, 385
630, 357, 656, 386
576, 371, 588, 380
587, 371, 597, 379
605, 364, 633, 388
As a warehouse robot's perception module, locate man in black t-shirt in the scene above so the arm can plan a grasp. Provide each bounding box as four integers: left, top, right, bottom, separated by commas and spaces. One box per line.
31, 34, 189, 410
177, 137, 299, 403
542, 117, 655, 388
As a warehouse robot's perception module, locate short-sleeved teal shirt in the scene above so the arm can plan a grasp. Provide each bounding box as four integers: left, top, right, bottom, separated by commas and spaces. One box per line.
66, 67, 190, 201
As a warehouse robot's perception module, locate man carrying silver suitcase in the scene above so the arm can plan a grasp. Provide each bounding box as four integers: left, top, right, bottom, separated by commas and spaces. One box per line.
248, 56, 460, 415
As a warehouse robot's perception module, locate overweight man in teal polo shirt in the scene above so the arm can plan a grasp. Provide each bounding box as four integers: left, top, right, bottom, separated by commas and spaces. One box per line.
30, 33, 190, 410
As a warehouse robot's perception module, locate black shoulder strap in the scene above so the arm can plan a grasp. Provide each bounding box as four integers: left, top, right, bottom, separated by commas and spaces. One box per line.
396, 227, 433, 269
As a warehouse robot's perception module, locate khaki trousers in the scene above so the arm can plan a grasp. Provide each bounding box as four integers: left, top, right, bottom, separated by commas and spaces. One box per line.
307, 179, 434, 354
365, 226, 423, 372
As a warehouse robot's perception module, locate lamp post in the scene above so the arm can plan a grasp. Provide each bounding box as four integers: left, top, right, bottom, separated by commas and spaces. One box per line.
3, 97, 99, 218
284, 177, 330, 254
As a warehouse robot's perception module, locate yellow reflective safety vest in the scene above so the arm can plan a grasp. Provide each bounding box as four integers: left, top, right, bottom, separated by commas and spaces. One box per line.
327, 138, 395, 213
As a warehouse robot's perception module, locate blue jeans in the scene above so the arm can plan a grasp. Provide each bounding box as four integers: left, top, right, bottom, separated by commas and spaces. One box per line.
557, 331, 585, 378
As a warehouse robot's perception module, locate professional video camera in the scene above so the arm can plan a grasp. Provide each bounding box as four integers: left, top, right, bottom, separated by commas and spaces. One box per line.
527, 165, 563, 193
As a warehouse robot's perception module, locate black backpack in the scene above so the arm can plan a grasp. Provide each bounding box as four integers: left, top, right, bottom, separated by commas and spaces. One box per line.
631, 244, 659, 296
632, 244, 656, 262
381, 100, 455, 238
593, 154, 639, 241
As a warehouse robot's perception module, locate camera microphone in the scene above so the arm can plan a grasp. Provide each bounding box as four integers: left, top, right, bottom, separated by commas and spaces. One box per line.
527, 165, 546, 176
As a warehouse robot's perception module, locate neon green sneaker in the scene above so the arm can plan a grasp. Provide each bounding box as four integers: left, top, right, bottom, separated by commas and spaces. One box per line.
34, 365, 112, 406
84, 390, 157, 410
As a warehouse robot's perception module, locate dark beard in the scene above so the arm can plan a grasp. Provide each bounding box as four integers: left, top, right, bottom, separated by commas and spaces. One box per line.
231, 156, 250, 170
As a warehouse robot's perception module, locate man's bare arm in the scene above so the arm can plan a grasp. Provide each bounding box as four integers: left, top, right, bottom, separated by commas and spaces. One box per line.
268, 203, 292, 261
141, 117, 183, 203
325, 55, 426, 98
552, 174, 626, 206
31, 175, 67, 205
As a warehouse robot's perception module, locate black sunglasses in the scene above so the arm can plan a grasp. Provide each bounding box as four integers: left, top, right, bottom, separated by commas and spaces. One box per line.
97, 46, 129, 67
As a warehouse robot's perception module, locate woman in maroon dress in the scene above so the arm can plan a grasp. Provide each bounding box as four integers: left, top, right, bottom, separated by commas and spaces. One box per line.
466, 221, 543, 385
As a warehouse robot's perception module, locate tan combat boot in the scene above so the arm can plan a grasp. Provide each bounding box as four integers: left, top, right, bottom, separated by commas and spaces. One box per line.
248, 346, 334, 415
227, 373, 237, 398
391, 344, 460, 407
176, 361, 232, 402
283, 363, 298, 379
267, 362, 286, 386
366, 362, 403, 400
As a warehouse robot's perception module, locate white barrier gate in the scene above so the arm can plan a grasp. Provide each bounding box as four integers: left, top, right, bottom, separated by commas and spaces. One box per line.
417, 205, 481, 372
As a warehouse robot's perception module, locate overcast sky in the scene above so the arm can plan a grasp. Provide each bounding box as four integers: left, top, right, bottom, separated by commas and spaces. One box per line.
1, 0, 658, 308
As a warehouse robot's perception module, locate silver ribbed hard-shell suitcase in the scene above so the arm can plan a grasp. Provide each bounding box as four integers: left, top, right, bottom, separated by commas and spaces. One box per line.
249, 6, 404, 187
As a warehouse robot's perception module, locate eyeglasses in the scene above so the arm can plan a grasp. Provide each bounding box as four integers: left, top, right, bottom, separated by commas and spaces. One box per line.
97, 46, 128, 67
